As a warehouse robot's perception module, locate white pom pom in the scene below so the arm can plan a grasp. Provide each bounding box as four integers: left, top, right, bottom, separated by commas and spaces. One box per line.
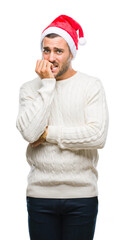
79, 37, 86, 45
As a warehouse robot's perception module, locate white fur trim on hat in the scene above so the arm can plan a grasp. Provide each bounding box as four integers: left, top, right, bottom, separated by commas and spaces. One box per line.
79, 37, 86, 45
40, 27, 77, 58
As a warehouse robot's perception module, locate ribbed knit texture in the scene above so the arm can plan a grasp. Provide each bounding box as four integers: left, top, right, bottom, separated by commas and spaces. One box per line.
16, 71, 109, 198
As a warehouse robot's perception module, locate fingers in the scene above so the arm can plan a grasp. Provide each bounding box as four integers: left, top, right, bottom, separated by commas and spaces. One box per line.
40, 60, 47, 70
35, 60, 54, 79
30, 138, 45, 148
35, 60, 45, 72
35, 60, 50, 72
31, 142, 40, 148
46, 62, 53, 72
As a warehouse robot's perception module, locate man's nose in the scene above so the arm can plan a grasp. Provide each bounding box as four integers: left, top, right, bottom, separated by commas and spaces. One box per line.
48, 52, 56, 62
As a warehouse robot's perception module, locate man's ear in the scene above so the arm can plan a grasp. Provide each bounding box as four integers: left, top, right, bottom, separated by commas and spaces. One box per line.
70, 51, 73, 59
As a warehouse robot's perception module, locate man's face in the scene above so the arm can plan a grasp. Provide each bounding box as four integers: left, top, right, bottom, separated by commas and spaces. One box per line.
42, 36, 73, 80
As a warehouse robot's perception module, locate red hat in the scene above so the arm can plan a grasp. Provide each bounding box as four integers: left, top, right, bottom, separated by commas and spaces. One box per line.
40, 15, 86, 58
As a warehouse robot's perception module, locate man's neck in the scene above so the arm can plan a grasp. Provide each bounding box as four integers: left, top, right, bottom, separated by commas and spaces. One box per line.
56, 68, 77, 81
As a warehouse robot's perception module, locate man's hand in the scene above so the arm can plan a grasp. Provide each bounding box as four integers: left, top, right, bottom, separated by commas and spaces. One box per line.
30, 126, 48, 148
35, 60, 54, 79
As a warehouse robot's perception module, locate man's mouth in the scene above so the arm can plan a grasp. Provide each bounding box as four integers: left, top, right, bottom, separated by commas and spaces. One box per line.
51, 63, 59, 72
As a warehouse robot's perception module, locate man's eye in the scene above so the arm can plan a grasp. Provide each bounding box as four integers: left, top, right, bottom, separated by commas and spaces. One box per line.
43, 49, 50, 53
57, 50, 63, 54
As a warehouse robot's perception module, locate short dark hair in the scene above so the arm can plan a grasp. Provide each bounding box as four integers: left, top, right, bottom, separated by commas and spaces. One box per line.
41, 33, 61, 50
45, 33, 61, 38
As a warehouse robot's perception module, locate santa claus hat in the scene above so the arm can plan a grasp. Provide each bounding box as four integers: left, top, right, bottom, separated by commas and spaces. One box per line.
40, 15, 86, 58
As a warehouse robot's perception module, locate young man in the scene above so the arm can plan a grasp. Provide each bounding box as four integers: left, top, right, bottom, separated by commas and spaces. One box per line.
16, 15, 109, 240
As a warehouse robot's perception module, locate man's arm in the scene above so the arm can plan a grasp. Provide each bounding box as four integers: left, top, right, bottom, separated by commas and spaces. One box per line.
16, 60, 56, 143
30, 126, 48, 147
45, 79, 109, 151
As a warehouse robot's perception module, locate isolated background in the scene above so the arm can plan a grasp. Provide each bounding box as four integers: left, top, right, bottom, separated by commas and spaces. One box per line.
0, 0, 125, 239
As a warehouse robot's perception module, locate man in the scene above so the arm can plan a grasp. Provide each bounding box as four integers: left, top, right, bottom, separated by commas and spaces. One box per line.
16, 15, 109, 240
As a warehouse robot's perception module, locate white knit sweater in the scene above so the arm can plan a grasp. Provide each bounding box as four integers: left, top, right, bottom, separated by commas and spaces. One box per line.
16, 71, 109, 198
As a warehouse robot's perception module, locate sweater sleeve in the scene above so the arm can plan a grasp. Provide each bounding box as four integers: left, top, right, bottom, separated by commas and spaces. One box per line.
46, 79, 109, 150
16, 78, 56, 143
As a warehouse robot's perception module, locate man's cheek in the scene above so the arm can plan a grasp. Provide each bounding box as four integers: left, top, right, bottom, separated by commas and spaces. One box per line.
42, 54, 47, 60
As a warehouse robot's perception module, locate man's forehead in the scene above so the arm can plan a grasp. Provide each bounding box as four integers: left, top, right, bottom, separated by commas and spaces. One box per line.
43, 36, 68, 48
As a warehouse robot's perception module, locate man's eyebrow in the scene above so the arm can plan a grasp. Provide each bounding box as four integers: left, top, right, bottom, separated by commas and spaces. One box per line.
43, 47, 64, 51
43, 46, 50, 49
54, 47, 64, 51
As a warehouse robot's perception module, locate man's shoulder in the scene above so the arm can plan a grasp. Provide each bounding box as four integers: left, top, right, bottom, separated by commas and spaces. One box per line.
78, 71, 102, 86
78, 71, 99, 81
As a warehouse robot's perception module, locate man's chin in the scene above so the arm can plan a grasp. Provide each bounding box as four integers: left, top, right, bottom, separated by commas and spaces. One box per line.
52, 68, 66, 80
52, 71, 61, 79
52, 73, 58, 79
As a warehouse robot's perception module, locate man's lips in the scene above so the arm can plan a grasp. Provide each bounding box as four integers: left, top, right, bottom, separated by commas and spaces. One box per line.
51, 67, 58, 72
51, 63, 59, 72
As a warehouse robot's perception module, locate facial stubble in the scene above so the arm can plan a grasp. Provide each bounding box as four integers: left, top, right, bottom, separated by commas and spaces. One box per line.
53, 53, 72, 79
